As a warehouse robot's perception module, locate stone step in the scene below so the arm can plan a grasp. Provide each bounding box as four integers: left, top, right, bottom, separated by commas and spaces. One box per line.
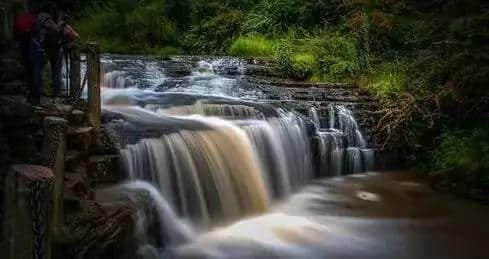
67, 126, 94, 152
65, 150, 85, 172
69, 109, 87, 127
245, 76, 357, 89
88, 155, 121, 184
64, 172, 89, 197
244, 64, 281, 78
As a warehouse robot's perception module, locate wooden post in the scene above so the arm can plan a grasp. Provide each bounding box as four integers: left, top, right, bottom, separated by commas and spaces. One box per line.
87, 42, 101, 129
41, 117, 68, 242
3, 164, 55, 259
69, 47, 81, 98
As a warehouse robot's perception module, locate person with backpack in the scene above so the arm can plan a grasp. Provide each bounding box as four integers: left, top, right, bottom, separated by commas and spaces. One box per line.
15, 2, 60, 106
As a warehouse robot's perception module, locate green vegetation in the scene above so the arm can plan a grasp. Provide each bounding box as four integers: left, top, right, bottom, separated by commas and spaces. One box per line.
430, 125, 489, 192
76, 0, 179, 54
228, 36, 276, 59
70, 0, 489, 194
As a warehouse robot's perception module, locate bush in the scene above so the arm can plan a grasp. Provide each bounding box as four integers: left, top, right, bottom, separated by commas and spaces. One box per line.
316, 34, 360, 81
183, 10, 244, 54
75, 0, 180, 54
228, 35, 276, 59
243, 0, 302, 35
431, 125, 489, 190
276, 44, 318, 80
363, 61, 408, 96
289, 54, 319, 80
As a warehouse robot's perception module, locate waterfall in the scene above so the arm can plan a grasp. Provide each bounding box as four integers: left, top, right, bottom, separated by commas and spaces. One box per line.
103, 70, 134, 88
315, 105, 374, 176
120, 116, 272, 226
99, 56, 373, 256
154, 101, 266, 120
317, 130, 345, 177
345, 147, 363, 174
309, 107, 320, 127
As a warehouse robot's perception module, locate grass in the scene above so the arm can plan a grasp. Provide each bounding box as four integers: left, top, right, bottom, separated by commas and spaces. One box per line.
228, 35, 277, 59
361, 61, 409, 96
289, 53, 319, 80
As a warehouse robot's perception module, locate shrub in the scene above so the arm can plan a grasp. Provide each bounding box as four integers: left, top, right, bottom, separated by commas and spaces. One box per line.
183, 10, 244, 54
431, 125, 489, 190
75, 0, 180, 54
243, 0, 303, 35
289, 54, 319, 80
316, 34, 360, 81
276, 45, 318, 80
228, 35, 276, 59
364, 61, 408, 96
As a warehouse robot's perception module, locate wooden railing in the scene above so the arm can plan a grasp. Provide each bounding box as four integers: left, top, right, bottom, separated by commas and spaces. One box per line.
68, 42, 101, 129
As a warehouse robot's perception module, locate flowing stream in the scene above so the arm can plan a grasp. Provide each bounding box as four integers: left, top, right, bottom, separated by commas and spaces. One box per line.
99, 55, 387, 258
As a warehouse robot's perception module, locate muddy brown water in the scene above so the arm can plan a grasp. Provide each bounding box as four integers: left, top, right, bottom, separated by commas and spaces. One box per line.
172, 171, 489, 259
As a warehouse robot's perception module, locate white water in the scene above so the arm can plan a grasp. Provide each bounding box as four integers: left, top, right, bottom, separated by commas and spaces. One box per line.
310, 103, 374, 177
100, 56, 374, 258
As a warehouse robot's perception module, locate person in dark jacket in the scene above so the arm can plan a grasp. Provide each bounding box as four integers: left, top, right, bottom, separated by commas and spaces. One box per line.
45, 9, 63, 98
22, 2, 60, 106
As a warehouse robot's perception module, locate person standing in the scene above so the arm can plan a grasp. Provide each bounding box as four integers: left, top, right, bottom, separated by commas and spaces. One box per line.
16, 2, 60, 106
45, 10, 63, 98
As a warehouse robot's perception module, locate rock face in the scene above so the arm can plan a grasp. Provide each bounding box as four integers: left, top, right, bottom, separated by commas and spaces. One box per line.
55, 200, 136, 259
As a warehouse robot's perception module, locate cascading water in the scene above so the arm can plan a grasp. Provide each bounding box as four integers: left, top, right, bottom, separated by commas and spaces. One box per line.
100, 55, 374, 258
310, 103, 374, 177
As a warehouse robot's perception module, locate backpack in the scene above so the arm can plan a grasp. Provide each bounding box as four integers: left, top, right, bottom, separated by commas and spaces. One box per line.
14, 13, 37, 39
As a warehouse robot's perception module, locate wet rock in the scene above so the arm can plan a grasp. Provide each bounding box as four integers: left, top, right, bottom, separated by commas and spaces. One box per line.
70, 109, 87, 127
163, 62, 192, 77
88, 155, 121, 184
67, 127, 95, 153
94, 128, 121, 155
64, 172, 89, 200
65, 150, 84, 172
58, 200, 137, 259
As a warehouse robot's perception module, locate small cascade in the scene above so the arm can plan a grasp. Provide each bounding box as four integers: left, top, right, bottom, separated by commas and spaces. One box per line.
101, 56, 166, 89
198, 58, 247, 75
345, 147, 363, 174
317, 130, 345, 177
335, 105, 366, 148
103, 70, 134, 88
328, 104, 335, 129
240, 112, 313, 195
315, 105, 375, 176
309, 107, 320, 127
361, 148, 376, 171
154, 101, 266, 120
111, 181, 194, 258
